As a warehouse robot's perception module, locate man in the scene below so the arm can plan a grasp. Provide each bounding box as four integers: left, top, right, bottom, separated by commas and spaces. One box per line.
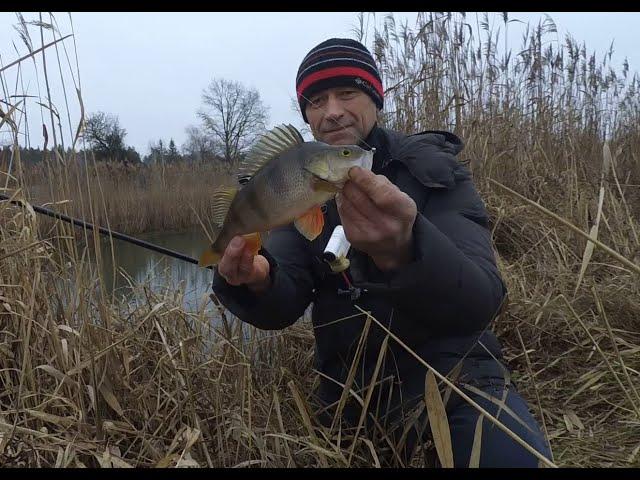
211, 38, 552, 467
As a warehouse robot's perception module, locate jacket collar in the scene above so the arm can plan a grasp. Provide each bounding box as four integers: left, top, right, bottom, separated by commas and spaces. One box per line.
359, 124, 467, 189
359, 123, 393, 173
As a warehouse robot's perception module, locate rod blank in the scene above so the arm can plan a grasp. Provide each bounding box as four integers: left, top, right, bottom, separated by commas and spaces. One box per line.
0, 192, 209, 268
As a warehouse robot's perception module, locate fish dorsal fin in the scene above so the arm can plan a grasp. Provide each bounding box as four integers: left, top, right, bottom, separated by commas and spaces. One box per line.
212, 186, 238, 226
238, 124, 304, 180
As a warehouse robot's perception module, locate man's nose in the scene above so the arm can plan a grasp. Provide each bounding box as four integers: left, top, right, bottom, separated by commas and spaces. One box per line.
324, 96, 345, 121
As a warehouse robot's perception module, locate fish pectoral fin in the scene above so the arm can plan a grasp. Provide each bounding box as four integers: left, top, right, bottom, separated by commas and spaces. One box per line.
311, 176, 340, 193
294, 205, 325, 241
199, 246, 221, 267
242, 232, 262, 256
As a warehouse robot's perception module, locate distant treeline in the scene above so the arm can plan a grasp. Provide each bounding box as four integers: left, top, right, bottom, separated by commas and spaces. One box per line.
0, 142, 228, 168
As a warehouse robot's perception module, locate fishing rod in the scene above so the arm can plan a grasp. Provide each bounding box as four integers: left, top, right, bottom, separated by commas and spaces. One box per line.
1, 89, 366, 272
0, 192, 209, 268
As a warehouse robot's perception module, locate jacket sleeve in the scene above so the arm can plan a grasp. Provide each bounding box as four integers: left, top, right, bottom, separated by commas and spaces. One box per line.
210, 225, 315, 330
382, 176, 506, 336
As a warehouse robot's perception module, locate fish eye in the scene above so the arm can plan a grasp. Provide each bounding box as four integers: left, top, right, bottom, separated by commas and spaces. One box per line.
340, 149, 351, 157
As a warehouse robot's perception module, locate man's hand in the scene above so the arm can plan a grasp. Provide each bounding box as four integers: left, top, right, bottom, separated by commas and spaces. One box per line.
336, 166, 418, 271
217, 236, 271, 293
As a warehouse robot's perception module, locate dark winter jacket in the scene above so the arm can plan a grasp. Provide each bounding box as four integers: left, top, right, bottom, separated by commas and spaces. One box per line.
211, 124, 508, 427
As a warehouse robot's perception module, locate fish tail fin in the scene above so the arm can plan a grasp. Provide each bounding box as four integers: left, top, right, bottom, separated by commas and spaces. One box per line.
199, 186, 239, 268
199, 246, 221, 267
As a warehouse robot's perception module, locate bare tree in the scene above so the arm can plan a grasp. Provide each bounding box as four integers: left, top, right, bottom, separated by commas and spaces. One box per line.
83, 111, 129, 162
289, 97, 312, 139
197, 78, 268, 163
182, 124, 217, 163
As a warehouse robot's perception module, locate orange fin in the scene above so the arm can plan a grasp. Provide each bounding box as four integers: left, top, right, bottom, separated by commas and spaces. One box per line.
199, 246, 221, 267
242, 232, 262, 256
311, 176, 340, 193
294, 205, 324, 241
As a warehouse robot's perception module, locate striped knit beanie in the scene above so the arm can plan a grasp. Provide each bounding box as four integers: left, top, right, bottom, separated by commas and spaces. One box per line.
296, 38, 384, 123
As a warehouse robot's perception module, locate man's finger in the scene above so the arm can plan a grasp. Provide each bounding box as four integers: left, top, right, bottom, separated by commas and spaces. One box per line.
218, 236, 245, 283
341, 180, 381, 220
226, 236, 246, 256
217, 254, 239, 284
237, 247, 255, 278
336, 192, 368, 237
348, 166, 386, 193
348, 167, 399, 210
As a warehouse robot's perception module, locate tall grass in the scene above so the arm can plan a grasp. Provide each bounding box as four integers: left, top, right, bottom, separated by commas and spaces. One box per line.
21, 159, 232, 235
363, 12, 640, 466
1, 12, 639, 467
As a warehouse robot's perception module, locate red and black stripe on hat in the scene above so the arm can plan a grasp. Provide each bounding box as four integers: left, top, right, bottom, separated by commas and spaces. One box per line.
296, 38, 384, 123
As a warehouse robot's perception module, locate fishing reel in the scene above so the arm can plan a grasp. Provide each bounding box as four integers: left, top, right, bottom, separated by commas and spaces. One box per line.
323, 225, 351, 273
324, 225, 365, 300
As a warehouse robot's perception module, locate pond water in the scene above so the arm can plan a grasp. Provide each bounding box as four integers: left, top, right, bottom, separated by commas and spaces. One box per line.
98, 229, 215, 312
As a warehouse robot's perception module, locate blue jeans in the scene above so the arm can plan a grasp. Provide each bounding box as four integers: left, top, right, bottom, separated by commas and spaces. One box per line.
314, 357, 553, 467
444, 382, 552, 467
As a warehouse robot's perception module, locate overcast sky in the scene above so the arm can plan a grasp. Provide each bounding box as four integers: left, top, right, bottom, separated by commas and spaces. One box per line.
1, 12, 639, 156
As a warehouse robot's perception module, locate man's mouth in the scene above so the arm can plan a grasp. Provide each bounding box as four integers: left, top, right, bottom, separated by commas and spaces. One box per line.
324, 126, 352, 134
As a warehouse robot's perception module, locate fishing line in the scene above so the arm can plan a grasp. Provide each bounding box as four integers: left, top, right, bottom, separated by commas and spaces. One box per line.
2, 40, 382, 270
296, 88, 377, 152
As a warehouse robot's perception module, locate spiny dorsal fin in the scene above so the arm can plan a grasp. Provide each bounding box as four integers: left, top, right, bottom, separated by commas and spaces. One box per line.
238, 124, 304, 180
212, 186, 238, 226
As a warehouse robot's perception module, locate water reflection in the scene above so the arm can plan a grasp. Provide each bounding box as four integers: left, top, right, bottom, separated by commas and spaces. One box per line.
99, 230, 214, 311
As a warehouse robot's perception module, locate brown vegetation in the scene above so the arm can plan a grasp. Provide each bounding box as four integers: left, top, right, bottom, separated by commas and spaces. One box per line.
0, 12, 639, 467
20, 158, 232, 235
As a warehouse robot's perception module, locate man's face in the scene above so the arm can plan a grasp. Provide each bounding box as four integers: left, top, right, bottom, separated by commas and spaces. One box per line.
304, 86, 378, 146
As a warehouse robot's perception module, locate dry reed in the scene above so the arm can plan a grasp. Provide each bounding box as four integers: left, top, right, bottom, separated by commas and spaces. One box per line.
1, 11, 639, 467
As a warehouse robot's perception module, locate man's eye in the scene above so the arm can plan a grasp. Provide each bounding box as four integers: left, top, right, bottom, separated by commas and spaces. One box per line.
310, 97, 325, 108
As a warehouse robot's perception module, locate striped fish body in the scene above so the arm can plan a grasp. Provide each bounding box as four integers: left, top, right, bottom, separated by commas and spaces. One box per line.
213, 143, 336, 251
199, 124, 374, 267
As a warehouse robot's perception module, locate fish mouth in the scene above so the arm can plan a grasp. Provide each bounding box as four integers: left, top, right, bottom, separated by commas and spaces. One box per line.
308, 170, 340, 184
309, 173, 344, 193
